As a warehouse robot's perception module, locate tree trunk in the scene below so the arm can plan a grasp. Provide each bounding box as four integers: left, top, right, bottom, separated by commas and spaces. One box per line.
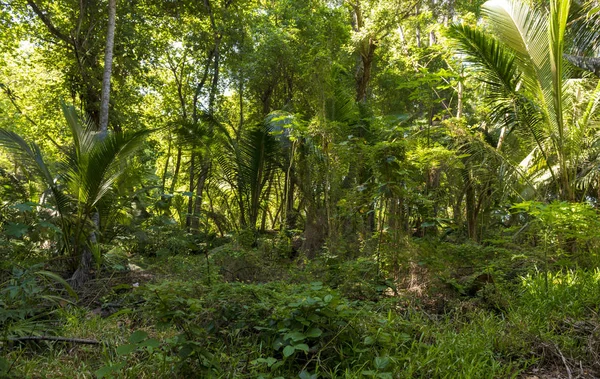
186, 153, 195, 230
70, 213, 99, 289
191, 161, 209, 231
191, 40, 220, 232
456, 76, 463, 118
99, 0, 116, 134
161, 134, 172, 193
465, 169, 477, 241
71, 0, 115, 287
170, 147, 182, 194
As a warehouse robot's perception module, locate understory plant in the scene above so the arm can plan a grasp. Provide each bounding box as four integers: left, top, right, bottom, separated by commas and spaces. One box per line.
0, 103, 149, 287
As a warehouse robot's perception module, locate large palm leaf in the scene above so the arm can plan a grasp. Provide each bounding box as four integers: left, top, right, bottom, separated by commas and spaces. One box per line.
0, 104, 150, 265
449, 0, 579, 200
215, 121, 279, 229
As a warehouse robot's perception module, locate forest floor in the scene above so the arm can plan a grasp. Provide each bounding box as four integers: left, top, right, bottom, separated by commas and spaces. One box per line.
3, 239, 600, 378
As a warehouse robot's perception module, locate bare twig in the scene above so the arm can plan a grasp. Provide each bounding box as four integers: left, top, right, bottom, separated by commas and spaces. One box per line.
8, 336, 100, 345
555, 343, 573, 379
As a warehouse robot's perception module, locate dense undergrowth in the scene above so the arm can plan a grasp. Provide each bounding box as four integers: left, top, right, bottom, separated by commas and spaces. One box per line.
2, 233, 600, 378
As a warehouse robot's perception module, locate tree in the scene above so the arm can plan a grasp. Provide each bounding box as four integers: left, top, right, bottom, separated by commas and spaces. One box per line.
99, 0, 117, 135
0, 103, 149, 287
449, 0, 600, 201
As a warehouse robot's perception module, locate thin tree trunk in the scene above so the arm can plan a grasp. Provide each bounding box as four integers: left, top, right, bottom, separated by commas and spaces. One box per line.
456, 76, 463, 118
70, 213, 98, 289
161, 133, 172, 193
261, 178, 273, 232
465, 169, 477, 241
186, 154, 195, 230
99, 0, 116, 134
72, 0, 115, 286
191, 161, 209, 231
192, 40, 220, 232
170, 147, 182, 194
415, 5, 421, 48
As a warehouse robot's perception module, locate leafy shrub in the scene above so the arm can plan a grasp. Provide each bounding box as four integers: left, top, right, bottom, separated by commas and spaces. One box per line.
512, 201, 600, 267
321, 257, 391, 301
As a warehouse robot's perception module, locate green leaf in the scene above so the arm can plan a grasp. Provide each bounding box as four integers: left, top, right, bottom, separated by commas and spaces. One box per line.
284, 331, 305, 342
139, 338, 160, 348
374, 356, 390, 370
179, 344, 194, 358
116, 344, 136, 356
364, 336, 375, 345
0, 356, 9, 373
252, 357, 278, 367
129, 330, 148, 343
305, 328, 322, 338
283, 345, 295, 357
95, 362, 125, 378
272, 338, 285, 350
5, 222, 28, 238
299, 370, 318, 379
11, 202, 36, 212
294, 343, 309, 353
35, 270, 78, 300
250, 357, 277, 367
37, 220, 61, 232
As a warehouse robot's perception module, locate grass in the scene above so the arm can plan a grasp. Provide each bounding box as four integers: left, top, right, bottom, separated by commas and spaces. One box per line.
2, 248, 600, 378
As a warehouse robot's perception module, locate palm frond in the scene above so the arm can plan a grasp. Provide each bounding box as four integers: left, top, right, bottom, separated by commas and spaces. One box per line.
0, 129, 54, 186
483, 0, 551, 102
75, 129, 151, 210
0, 129, 72, 220
548, 0, 571, 145
448, 23, 520, 93
61, 102, 98, 157
448, 23, 529, 140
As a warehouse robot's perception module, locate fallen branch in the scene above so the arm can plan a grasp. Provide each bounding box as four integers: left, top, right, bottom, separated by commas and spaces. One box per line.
8, 336, 100, 345
554, 343, 573, 379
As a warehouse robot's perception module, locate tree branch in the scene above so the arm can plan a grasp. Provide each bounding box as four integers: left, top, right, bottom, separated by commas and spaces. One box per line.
26, 0, 72, 45
8, 336, 100, 345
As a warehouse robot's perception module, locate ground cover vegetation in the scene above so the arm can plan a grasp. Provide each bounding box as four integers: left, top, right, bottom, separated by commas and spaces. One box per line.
2, 0, 600, 377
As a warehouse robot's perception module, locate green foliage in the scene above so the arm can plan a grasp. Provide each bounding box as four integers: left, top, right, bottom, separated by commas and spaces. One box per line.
96, 330, 161, 378
4, 0, 600, 377
512, 201, 600, 268
0, 104, 149, 274
513, 201, 600, 245
0, 264, 75, 339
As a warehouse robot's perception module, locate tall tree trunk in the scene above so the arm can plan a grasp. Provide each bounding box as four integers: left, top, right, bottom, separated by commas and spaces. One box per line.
191, 41, 220, 232
99, 0, 116, 134
415, 5, 422, 48
71, 0, 115, 287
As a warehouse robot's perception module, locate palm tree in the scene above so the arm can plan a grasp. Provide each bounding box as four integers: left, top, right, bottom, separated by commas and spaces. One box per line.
0, 103, 149, 287
449, 0, 600, 201
217, 122, 279, 232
